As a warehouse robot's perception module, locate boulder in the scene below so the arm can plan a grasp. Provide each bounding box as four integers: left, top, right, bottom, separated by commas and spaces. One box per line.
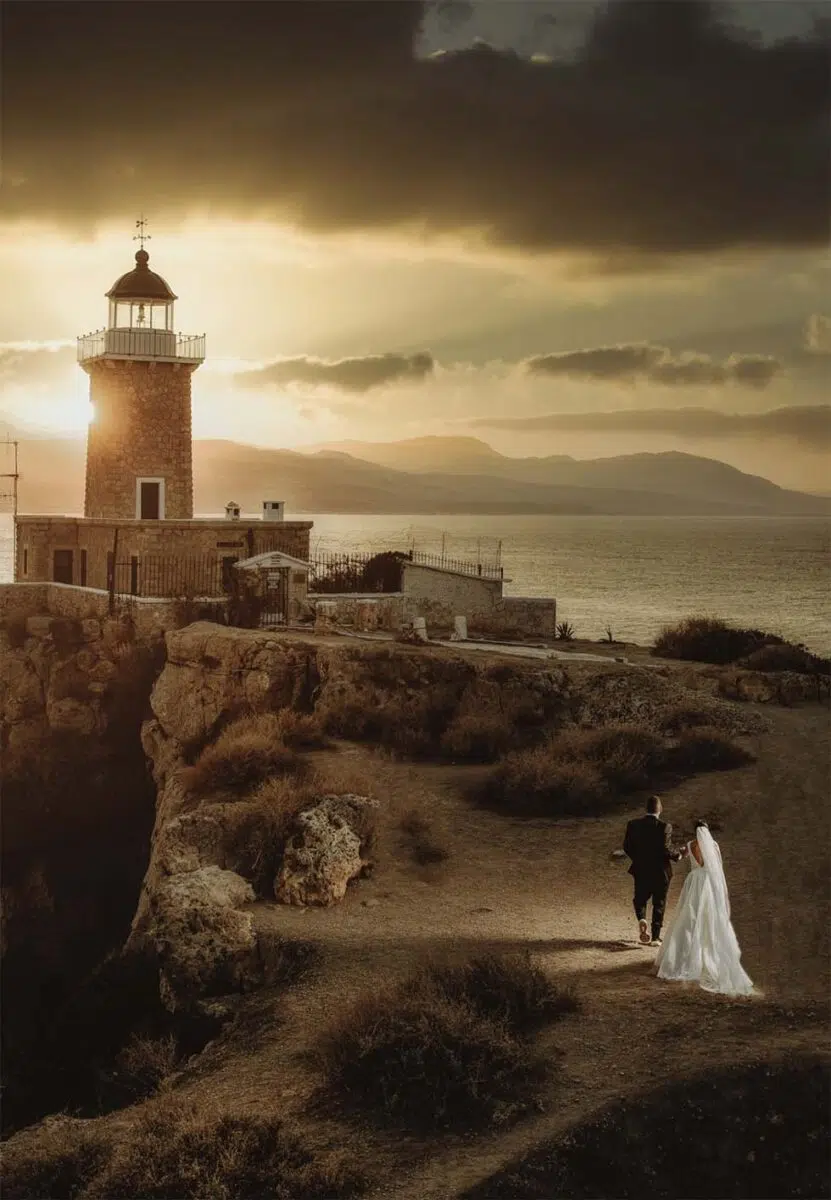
275, 793, 377, 907
150, 867, 258, 1012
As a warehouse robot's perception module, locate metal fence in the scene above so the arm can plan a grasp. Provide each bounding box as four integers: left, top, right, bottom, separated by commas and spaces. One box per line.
109, 554, 227, 599
108, 552, 289, 626
309, 548, 503, 594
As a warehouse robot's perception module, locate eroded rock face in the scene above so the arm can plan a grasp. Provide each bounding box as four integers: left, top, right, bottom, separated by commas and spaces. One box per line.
149, 867, 259, 1013
275, 793, 378, 907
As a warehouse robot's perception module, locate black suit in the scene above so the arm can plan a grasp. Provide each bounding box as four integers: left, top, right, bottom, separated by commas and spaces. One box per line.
623, 815, 683, 939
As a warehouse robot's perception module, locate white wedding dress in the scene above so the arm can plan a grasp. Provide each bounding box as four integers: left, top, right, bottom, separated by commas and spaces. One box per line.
656, 826, 754, 996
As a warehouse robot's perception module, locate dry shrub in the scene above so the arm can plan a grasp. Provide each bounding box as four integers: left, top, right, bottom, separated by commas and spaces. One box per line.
181, 713, 308, 799
741, 642, 829, 676
658, 705, 719, 735
556, 725, 665, 792
0, 1123, 110, 1200
484, 751, 609, 817
399, 810, 449, 866
317, 953, 573, 1134
239, 764, 378, 891
664, 727, 755, 774
83, 1097, 367, 1199
106, 1033, 178, 1104
439, 711, 519, 763
653, 616, 784, 665
268, 708, 327, 749
425, 954, 579, 1037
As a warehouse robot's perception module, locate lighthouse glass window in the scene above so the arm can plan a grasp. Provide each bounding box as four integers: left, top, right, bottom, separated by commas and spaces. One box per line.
112, 301, 172, 330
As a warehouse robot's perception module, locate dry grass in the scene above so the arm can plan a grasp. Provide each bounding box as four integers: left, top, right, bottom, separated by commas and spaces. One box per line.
229, 761, 379, 893
399, 810, 449, 866
316, 954, 576, 1134
664, 726, 756, 774
653, 615, 784, 665
180, 712, 315, 800
0, 1123, 110, 1200
1, 1095, 368, 1200
741, 642, 830, 675
479, 722, 753, 817
439, 711, 520, 763
109, 1033, 179, 1102
657, 704, 720, 735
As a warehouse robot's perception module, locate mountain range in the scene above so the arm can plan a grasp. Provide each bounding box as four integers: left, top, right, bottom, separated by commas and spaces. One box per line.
1, 427, 827, 517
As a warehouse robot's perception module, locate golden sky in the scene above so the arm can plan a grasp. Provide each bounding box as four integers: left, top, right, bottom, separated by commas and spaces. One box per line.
1, 2, 829, 490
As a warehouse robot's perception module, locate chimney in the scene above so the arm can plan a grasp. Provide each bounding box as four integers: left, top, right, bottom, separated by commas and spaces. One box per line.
262, 500, 285, 522
224, 501, 241, 521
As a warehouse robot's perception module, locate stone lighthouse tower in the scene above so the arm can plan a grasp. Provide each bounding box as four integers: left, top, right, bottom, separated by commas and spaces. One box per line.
81, 239, 205, 521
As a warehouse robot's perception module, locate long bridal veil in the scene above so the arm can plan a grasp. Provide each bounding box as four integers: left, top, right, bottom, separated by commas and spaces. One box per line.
697, 825, 731, 922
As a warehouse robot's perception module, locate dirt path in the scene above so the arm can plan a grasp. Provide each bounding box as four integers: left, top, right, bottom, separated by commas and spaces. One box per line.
171, 703, 830, 1199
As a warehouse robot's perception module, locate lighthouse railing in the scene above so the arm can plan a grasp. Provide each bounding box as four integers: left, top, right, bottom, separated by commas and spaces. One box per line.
77, 329, 206, 363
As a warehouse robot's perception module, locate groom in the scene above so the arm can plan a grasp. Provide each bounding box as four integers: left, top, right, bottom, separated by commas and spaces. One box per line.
623, 795, 687, 947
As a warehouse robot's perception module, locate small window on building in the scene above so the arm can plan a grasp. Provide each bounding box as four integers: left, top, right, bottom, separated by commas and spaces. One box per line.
80, 549, 88, 587
53, 549, 73, 585
139, 480, 161, 520
23, 547, 28, 576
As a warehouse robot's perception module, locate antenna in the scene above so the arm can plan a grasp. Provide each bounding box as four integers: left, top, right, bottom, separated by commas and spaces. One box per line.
134, 214, 151, 251
1, 438, 20, 577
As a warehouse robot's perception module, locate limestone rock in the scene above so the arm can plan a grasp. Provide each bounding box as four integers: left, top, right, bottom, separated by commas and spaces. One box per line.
159, 864, 254, 911
150, 867, 258, 1012
45, 696, 98, 735
275, 793, 378, 907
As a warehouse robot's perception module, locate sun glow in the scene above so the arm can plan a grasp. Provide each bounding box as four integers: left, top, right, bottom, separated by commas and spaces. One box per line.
24, 392, 94, 435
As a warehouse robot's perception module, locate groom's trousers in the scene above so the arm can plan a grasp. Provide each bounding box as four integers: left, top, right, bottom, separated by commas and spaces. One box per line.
632, 874, 669, 940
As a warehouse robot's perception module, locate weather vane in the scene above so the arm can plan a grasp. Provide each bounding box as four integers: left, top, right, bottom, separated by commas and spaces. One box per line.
134, 215, 151, 251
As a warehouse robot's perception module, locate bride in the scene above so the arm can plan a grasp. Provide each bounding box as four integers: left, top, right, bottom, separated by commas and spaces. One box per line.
657, 821, 754, 996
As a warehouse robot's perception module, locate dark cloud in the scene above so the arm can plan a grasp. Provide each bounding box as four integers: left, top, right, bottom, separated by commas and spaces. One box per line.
470, 404, 831, 446
236, 352, 434, 393
2, 1, 828, 262
0, 343, 76, 388
526, 344, 783, 387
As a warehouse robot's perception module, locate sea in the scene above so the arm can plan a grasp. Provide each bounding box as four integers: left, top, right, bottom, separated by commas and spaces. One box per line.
1, 513, 828, 654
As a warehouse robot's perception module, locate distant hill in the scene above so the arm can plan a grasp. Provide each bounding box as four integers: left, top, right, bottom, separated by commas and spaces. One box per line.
4, 427, 828, 517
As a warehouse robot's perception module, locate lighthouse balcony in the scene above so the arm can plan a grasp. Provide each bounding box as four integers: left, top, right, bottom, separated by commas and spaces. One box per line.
77, 328, 206, 365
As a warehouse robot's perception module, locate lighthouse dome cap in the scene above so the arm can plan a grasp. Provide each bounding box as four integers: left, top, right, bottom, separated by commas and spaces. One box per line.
106, 249, 178, 301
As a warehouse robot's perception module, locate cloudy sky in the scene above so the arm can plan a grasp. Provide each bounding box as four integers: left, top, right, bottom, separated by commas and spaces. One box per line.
1, 0, 829, 489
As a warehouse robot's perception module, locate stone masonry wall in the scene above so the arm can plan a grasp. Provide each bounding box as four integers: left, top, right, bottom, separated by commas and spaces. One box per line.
400, 561, 502, 614
84, 358, 196, 520
14, 518, 313, 595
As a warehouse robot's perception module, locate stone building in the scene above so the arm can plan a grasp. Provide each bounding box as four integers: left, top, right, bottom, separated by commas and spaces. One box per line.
15, 242, 312, 610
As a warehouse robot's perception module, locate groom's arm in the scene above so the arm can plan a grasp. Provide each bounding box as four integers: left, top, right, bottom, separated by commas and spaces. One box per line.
623, 821, 635, 859
664, 822, 686, 862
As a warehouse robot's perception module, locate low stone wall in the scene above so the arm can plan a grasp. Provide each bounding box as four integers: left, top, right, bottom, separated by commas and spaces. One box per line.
309, 590, 557, 641
0, 582, 184, 639
311, 593, 407, 634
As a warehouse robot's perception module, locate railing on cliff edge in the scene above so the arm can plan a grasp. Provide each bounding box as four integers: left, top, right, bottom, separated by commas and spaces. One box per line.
309, 549, 503, 595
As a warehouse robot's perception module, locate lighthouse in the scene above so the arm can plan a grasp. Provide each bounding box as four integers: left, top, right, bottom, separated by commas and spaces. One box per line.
14, 226, 313, 609
80, 235, 204, 522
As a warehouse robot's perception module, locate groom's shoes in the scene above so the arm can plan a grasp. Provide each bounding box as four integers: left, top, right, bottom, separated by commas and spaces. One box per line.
638, 919, 650, 945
